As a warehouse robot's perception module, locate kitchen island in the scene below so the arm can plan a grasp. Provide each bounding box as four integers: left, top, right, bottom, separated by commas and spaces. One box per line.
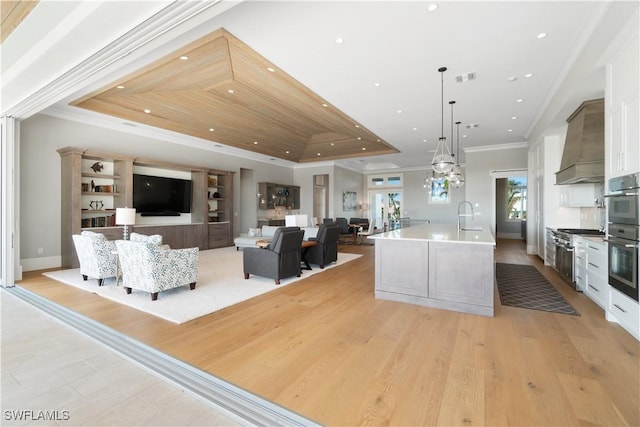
369, 223, 496, 317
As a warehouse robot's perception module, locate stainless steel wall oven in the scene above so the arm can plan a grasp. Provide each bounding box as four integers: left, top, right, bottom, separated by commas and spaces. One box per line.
606, 173, 640, 301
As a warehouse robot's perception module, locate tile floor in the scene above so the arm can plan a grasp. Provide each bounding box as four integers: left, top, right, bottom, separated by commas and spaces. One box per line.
1, 290, 241, 426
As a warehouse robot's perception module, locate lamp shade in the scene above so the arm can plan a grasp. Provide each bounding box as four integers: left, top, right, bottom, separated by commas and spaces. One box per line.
115, 208, 136, 225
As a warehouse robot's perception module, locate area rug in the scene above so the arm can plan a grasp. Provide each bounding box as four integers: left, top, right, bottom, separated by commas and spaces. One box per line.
495, 263, 580, 316
43, 247, 361, 324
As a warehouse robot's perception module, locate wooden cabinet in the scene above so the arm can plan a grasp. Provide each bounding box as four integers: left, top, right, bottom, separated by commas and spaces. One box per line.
559, 184, 596, 207
584, 239, 608, 309
606, 37, 639, 179
59, 147, 234, 268
58, 147, 133, 268
258, 182, 300, 209
208, 223, 230, 249
205, 170, 234, 248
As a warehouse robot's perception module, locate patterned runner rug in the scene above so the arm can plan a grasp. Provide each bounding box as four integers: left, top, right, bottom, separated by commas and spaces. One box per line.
495, 263, 580, 316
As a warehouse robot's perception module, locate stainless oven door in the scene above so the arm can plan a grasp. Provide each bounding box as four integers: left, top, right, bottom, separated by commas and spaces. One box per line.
608, 235, 639, 301
607, 193, 639, 225
556, 244, 575, 287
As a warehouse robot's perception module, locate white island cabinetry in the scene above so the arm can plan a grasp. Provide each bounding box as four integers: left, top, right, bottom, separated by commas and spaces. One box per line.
371, 223, 496, 317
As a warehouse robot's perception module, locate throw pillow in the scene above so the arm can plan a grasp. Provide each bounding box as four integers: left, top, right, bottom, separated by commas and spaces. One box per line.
130, 232, 163, 245
81, 230, 105, 239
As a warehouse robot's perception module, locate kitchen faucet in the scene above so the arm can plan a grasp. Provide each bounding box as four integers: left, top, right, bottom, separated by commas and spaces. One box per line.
457, 201, 475, 231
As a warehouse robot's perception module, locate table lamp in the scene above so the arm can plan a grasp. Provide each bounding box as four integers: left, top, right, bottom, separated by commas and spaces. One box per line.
115, 207, 136, 240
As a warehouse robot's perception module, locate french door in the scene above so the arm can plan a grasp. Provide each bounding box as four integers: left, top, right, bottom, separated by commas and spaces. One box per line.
367, 190, 402, 231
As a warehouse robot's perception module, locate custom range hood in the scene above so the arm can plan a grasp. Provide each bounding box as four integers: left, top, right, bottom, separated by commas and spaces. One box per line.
555, 98, 605, 185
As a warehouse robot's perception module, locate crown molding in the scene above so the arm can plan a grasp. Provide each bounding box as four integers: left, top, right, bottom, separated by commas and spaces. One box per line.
464, 141, 528, 153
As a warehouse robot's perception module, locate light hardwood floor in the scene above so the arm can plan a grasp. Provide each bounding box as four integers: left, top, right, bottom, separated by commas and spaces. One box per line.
15, 239, 640, 426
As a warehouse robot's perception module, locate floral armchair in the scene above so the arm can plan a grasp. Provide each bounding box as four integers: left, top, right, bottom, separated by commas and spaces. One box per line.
72, 231, 117, 286
115, 240, 199, 301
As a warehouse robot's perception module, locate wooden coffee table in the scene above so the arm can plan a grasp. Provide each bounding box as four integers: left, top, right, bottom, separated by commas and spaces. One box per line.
301, 240, 317, 270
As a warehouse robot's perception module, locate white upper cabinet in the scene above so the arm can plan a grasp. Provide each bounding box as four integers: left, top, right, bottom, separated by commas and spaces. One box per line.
607, 37, 640, 179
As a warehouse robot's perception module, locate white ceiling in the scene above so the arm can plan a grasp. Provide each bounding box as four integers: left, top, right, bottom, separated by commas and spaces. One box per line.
2, 1, 621, 171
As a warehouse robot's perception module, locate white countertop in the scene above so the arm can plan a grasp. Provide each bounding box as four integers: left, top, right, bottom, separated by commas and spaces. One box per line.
369, 223, 496, 245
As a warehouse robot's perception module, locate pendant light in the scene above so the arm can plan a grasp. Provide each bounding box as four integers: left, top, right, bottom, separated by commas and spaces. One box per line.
431, 67, 454, 174
451, 120, 466, 189
447, 101, 462, 181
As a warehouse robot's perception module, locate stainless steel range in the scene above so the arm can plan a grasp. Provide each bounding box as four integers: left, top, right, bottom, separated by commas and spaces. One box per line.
551, 228, 605, 289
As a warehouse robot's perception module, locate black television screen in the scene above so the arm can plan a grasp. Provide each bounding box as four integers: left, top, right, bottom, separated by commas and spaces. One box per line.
133, 174, 192, 215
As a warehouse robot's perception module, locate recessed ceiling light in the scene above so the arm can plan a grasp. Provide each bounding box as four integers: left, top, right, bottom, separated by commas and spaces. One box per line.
362, 147, 366, 151
357, 137, 362, 140
373, 82, 381, 87
508, 129, 513, 132
317, 153, 321, 156
462, 134, 468, 138
397, 109, 403, 114
413, 127, 418, 131
180, 56, 189, 60
427, 4, 438, 12
536, 32, 547, 39
331, 143, 335, 146
507, 76, 518, 82
524, 73, 533, 78
143, 109, 151, 114
335, 37, 344, 44
423, 139, 428, 143
116, 85, 125, 89
512, 116, 517, 120
516, 99, 523, 103
355, 124, 360, 128
227, 89, 234, 94
267, 67, 275, 72
253, 141, 259, 145
209, 128, 215, 132
285, 150, 290, 154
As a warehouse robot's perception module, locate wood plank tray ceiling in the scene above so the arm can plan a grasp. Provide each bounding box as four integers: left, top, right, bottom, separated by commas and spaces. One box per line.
71, 28, 398, 163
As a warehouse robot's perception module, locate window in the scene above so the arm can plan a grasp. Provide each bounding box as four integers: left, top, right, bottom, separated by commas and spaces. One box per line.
368, 174, 403, 188
507, 177, 527, 220
429, 177, 449, 203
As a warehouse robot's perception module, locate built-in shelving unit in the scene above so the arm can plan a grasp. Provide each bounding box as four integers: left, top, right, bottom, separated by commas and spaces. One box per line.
58, 147, 234, 268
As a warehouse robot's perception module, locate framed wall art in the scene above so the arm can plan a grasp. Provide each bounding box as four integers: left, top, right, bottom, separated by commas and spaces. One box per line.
343, 191, 357, 211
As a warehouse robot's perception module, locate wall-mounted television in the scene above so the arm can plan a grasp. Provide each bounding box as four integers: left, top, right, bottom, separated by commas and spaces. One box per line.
133, 174, 192, 216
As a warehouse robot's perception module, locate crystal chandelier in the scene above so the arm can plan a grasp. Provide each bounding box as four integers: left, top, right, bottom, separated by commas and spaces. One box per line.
431, 67, 454, 174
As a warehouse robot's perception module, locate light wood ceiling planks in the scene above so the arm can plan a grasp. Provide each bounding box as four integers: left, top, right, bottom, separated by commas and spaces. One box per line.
71, 28, 398, 163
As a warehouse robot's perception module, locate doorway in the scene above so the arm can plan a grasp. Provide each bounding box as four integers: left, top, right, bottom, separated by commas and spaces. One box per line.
492, 170, 527, 240
367, 190, 403, 231
313, 174, 329, 222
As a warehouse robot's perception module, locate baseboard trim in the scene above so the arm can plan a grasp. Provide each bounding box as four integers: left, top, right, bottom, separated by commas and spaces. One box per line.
5, 286, 318, 427
21, 255, 61, 272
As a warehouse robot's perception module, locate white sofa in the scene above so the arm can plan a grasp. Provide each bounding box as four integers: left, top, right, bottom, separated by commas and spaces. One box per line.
234, 225, 319, 249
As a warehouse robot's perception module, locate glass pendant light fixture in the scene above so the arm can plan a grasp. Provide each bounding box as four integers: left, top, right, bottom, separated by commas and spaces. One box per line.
447, 101, 462, 181
451, 120, 466, 189
431, 67, 454, 174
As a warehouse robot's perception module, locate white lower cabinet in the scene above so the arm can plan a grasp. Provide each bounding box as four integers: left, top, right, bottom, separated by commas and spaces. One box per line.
607, 287, 640, 340
584, 239, 608, 309
574, 237, 587, 292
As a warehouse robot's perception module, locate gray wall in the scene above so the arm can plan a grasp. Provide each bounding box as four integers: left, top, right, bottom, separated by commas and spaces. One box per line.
19, 114, 296, 269
466, 145, 529, 234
